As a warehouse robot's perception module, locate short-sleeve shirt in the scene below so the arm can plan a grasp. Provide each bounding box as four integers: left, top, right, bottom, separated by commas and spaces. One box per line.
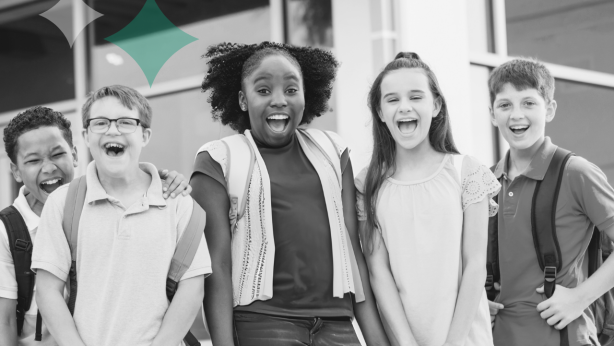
355, 154, 500, 346
492, 137, 614, 346
31, 162, 212, 346
0, 186, 56, 345
192, 133, 353, 318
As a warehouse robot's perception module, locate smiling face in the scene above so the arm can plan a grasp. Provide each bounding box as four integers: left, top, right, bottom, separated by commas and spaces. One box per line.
239, 54, 305, 147
378, 68, 441, 152
10, 126, 78, 204
82, 96, 151, 178
491, 83, 556, 152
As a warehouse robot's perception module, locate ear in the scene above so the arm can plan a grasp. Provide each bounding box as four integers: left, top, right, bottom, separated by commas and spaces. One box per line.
72, 146, 79, 168
545, 100, 557, 123
238, 91, 247, 112
377, 109, 385, 123
489, 106, 498, 127
81, 128, 90, 148
10, 162, 22, 183
432, 97, 442, 118
141, 127, 152, 146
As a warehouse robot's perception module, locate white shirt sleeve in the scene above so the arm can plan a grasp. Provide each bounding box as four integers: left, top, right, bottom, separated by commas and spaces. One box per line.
0, 221, 18, 299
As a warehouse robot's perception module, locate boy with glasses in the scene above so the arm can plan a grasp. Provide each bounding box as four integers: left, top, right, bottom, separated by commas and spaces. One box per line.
31, 85, 211, 346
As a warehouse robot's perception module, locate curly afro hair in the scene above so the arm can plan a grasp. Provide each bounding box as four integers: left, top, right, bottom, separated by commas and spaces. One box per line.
201, 41, 339, 133
3, 106, 74, 164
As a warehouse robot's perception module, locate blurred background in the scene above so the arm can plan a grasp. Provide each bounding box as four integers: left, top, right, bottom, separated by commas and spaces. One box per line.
1, 0, 614, 341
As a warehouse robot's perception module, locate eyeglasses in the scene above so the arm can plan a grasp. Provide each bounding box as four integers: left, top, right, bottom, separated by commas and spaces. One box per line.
86, 117, 142, 134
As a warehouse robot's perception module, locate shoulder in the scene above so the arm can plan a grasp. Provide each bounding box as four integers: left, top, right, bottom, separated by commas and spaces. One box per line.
195, 138, 231, 175
354, 166, 369, 193
46, 183, 70, 208
563, 155, 609, 188
303, 128, 348, 156
173, 194, 196, 215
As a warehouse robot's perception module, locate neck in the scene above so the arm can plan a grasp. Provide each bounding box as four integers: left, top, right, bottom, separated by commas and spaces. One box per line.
508, 137, 545, 174
97, 165, 147, 196
23, 189, 43, 217
394, 138, 439, 170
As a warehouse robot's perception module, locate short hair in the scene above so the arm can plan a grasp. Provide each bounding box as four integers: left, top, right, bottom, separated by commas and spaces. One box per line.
201, 41, 338, 134
488, 58, 555, 105
82, 85, 152, 128
3, 106, 74, 164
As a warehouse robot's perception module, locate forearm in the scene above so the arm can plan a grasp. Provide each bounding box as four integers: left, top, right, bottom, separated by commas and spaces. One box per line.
205, 265, 235, 346
0, 298, 17, 346
353, 264, 390, 346
152, 276, 205, 346
36, 288, 85, 346
576, 251, 614, 306
445, 262, 486, 346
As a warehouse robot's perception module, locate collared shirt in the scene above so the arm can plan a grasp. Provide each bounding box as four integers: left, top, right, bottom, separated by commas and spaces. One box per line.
32, 161, 211, 346
492, 137, 614, 346
0, 186, 57, 345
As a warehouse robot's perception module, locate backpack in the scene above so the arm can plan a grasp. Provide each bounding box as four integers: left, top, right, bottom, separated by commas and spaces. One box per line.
62, 176, 206, 346
485, 147, 614, 346
0, 206, 43, 341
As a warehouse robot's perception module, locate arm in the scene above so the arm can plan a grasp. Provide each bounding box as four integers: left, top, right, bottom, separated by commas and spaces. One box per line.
0, 298, 17, 346
342, 159, 390, 346
444, 198, 489, 346
158, 169, 192, 199
35, 270, 85, 346
359, 221, 417, 346
152, 275, 205, 346
190, 173, 234, 346
537, 223, 614, 329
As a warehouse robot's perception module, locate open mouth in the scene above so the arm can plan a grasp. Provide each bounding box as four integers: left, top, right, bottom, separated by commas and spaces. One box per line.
509, 125, 529, 135
104, 143, 125, 157
39, 177, 63, 194
266, 114, 290, 133
397, 119, 418, 135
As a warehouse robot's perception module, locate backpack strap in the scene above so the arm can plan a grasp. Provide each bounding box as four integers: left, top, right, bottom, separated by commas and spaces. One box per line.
62, 176, 87, 315
0, 206, 34, 336
531, 147, 573, 299
165, 200, 206, 346
299, 128, 342, 185
220, 135, 255, 231
485, 166, 501, 301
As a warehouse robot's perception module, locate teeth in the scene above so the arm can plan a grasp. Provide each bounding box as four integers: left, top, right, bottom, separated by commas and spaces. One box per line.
41, 178, 60, 185
397, 119, 417, 123
267, 115, 289, 120
510, 126, 528, 130
104, 143, 125, 149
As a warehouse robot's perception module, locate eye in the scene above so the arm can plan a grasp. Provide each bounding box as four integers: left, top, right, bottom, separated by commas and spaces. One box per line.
53, 152, 66, 158
524, 101, 536, 107
410, 96, 423, 101
26, 159, 40, 164
497, 102, 510, 109
257, 88, 270, 94
386, 98, 399, 103
286, 88, 298, 94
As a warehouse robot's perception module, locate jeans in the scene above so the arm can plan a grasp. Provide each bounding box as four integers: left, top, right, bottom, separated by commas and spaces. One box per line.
233, 311, 361, 346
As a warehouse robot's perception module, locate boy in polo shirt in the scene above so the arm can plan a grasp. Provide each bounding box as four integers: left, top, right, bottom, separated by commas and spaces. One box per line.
31, 85, 211, 346
487, 59, 614, 346
0, 106, 193, 346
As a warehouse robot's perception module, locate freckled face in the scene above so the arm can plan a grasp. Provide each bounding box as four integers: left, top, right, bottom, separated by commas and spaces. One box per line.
239, 55, 305, 147
491, 83, 556, 152
10, 126, 77, 204
379, 68, 441, 152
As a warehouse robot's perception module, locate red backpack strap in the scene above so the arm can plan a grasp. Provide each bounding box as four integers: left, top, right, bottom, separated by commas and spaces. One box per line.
0, 206, 34, 336
485, 166, 501, 301
62, 176, 87, 315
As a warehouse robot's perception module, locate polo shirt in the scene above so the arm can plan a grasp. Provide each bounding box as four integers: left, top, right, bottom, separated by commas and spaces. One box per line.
0, 186, 56, 345
31, 161, 211, 346
492, 137, 614, 346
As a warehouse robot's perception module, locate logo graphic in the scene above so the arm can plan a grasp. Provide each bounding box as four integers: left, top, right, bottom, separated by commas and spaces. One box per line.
40, 0, 197, 87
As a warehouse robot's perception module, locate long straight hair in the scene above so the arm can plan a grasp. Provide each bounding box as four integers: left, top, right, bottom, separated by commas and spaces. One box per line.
363, 52, 460, 251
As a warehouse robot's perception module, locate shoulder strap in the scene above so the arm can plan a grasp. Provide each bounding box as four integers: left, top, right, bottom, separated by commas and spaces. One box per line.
531, 147, 573, 299
220, 135, 255, 228
485, 166, 500, 301
62, 176, 87, 315
0, 206, 34, 336
299, 128, 342, 184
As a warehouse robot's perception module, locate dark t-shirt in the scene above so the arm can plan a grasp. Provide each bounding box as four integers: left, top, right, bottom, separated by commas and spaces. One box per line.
193, 134, 353, 317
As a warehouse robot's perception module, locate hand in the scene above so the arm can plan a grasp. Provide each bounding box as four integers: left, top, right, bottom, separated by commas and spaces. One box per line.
536, 284, 589, 330
158, 169, 192, 199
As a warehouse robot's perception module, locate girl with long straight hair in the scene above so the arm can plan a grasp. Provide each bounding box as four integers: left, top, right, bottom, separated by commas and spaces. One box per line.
355, 52, 500, 346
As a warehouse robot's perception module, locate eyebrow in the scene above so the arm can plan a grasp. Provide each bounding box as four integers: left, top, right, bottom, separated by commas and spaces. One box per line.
253, 73, 273, 84
382, 90, 425, 98
22, 145, 63, 159
284, 73, 300, 82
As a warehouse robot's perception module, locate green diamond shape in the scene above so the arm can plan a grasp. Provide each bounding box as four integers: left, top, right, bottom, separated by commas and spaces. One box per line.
105, 0, 197, 87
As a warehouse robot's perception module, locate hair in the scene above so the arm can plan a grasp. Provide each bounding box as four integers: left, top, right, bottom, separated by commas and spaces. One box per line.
3, 106, 74, 164
201, 41, 338, 133
488, 58, 555, 105
363, 52, 459, 251
82, 85, 152, 128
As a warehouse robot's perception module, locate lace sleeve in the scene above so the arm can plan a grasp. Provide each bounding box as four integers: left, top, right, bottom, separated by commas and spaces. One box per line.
461, 157, 501, 217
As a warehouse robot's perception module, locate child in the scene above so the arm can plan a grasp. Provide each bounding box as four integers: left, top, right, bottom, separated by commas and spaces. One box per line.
355, 52, 500, 346
29, 86, 211, 346
193, 41, 389, 345
487, 59, 614, 346
0, 106, 192, 346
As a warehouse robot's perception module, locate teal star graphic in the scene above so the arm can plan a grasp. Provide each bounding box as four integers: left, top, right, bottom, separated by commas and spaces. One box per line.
105, 0, 197, 87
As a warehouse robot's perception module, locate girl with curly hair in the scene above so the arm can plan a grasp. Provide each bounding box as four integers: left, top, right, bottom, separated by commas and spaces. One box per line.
355, 53, 500, 346
191, 42, 388, 345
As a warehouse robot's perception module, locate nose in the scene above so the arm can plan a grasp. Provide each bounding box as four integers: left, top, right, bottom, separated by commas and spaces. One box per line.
270, 89, 287, 108
105, 120, 122, 135
399, 97, 413, 113
510, 105, 525, 120
41, 161, 57, 174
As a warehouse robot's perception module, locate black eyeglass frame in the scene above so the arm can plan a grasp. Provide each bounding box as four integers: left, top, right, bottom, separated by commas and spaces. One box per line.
85, 117, 144, 134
